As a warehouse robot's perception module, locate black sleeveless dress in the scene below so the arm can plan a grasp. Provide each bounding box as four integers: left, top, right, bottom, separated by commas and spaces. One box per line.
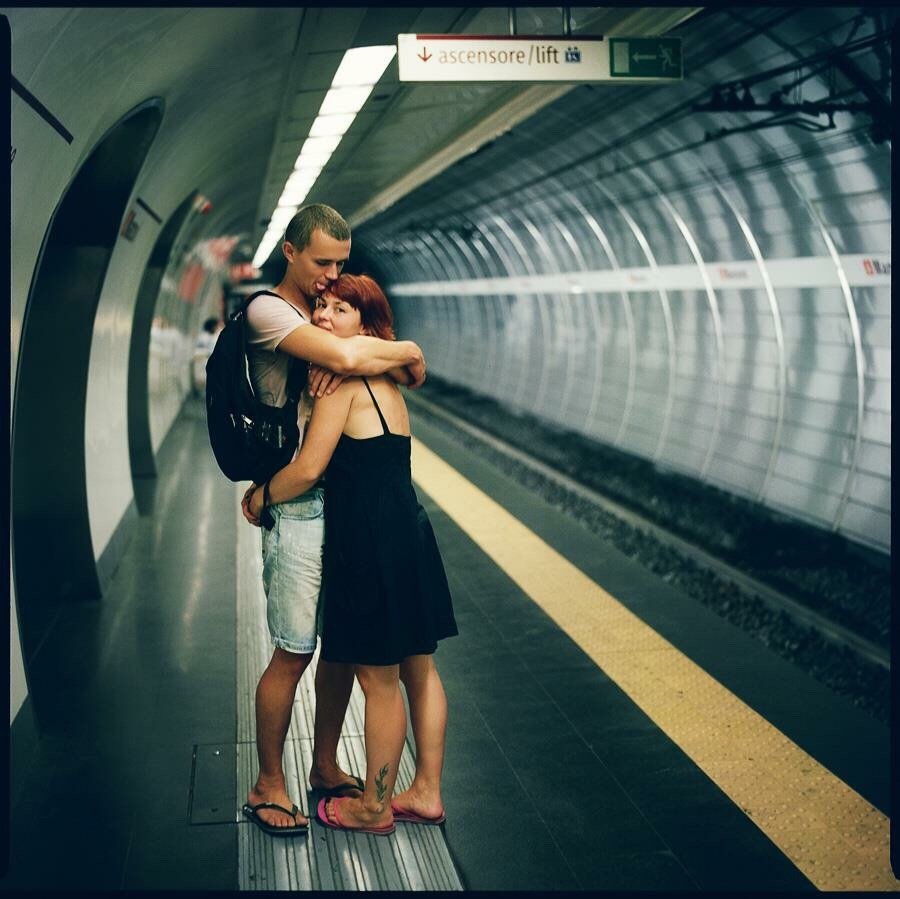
320, 378, 458, 666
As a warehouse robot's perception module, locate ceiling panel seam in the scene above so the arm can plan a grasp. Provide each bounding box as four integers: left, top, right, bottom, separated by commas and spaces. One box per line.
348, 6, 704, 227
253, 9, 311, 231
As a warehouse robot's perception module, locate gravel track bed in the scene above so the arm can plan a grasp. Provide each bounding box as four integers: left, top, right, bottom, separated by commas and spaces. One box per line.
412, 379, 890, 724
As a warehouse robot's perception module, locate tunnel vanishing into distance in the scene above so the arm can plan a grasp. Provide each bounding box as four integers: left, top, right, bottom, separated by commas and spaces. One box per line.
355, 7, 890, 557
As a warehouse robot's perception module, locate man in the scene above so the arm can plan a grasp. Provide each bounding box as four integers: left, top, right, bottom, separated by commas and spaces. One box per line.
240, 204, 425, 835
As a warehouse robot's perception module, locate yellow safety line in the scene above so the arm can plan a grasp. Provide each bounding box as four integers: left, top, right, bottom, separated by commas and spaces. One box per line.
411, 436, 897, 892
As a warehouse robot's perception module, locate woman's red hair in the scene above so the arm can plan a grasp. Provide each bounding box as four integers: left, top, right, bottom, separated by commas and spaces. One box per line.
328, 274, 395, 340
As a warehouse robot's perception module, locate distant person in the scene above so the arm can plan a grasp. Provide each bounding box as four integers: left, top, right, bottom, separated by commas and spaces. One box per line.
239, 205, 427, 837
245, 274, 456, 836
192, 317, 222, 395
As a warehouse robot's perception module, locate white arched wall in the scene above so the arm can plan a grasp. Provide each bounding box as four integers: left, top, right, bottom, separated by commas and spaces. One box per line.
8, 7, 298, 722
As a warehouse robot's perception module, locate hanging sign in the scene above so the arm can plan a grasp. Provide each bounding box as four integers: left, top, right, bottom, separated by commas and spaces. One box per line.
609, 37, 682, 79
397, 34, 682, 83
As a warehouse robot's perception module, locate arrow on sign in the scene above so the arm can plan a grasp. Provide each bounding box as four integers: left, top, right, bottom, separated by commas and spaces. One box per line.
418, 47, 432, 62
633, 52, 657, 62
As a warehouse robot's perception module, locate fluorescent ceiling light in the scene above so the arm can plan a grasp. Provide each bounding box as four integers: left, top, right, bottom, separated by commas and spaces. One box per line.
253, 236, 280, 268
255, 234, 276, 252
295, 150, 335, 169
284, 169, 320, 191
269, 206, 297, 229
318, 85, 375, 116
291, 161, 323, 177
295, 138, 342, 170
331, 45, 396, 87
279, 170, 320, 206
254, 45, 396, 264
299, 134, 342, 157
279, 187, 310, 207
309, 113, 356, 137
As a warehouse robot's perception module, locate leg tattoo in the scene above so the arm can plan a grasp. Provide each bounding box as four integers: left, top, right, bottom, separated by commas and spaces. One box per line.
375, 764, 390, 807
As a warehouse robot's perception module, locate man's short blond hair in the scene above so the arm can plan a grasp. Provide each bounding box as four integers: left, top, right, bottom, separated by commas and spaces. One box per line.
284, 204, 350, 250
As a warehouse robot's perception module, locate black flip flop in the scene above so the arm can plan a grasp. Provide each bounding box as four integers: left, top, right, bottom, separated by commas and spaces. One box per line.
309, 775, 365, 798
242, 801, 308, 836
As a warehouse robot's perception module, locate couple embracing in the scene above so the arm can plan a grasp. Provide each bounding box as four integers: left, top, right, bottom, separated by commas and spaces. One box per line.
237, 204, 457, 837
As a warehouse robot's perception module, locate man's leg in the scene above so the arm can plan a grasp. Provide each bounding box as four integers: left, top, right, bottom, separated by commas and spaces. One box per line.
248, 647, 312, 828
254, 488, 325, 816
309, 659, 360, 791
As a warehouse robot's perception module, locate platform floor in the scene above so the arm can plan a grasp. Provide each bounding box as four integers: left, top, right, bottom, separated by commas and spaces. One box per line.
4, 398, 895, 890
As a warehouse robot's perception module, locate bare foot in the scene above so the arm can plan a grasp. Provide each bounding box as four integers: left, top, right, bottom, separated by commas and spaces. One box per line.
247, 784, 309, 829
321, 796, 393, 830
391, 786, 444, 821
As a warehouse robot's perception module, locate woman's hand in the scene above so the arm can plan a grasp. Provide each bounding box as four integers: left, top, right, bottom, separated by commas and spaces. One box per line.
241, 484, 261, 527
249, 484, 265, 521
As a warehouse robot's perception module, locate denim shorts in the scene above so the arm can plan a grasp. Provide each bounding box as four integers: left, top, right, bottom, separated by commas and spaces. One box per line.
260, 486, 325, 655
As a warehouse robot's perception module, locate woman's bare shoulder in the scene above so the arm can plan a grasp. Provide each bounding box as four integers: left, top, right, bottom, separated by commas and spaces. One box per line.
313, 376, 360, 409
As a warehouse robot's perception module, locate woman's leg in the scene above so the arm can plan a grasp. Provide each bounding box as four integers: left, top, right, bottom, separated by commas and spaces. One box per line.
248, 647, 313, 827
321, 663, 405, 828
393, 654, 448, 819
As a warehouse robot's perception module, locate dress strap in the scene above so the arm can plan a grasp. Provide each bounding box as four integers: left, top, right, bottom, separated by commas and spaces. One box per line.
361, 377, 390, 435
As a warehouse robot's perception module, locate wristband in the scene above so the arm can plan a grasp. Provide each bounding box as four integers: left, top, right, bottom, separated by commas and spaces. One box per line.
260, 480, 276, 531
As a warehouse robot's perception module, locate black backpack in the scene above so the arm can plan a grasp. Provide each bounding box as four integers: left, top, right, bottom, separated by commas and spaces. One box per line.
205, 290, 308, 484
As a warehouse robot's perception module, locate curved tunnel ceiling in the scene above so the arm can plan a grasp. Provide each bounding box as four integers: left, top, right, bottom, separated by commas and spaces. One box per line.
348, 6, 892, 554
354, 6, 892, 241
8, 6, 703, 261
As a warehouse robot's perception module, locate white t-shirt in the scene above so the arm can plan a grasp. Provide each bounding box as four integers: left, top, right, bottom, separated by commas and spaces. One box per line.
245, 292, 314, 454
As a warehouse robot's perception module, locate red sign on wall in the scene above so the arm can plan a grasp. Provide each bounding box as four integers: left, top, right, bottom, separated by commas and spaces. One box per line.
229, 262, 259, 282
178, 263, 205, 302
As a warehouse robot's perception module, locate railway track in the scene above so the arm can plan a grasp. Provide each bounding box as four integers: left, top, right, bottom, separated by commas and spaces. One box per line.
407, 391, 890, 673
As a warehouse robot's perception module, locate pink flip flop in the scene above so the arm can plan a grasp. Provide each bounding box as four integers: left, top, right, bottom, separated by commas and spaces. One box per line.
316, 797, 396, 835
390, 800, 446, 825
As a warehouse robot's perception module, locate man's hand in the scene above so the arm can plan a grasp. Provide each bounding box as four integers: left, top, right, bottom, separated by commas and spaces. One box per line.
406, 356, 427, 389
241, 484, 261, 527
308, 363, 345, 397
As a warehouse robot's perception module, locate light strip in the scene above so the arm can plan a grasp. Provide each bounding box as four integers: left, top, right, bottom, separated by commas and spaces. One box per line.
318, 85, 376, 116
332, 45, 398, 87
295, 134, 343, 164
253, 45, 396, 267
309, 112, 356, 138
279, 170, 321, 206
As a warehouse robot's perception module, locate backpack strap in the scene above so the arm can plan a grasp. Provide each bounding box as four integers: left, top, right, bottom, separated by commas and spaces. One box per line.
241, 289, 308, 321
241, 290, 309, 404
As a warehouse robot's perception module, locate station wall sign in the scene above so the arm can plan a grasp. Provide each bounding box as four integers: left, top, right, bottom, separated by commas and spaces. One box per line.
397, 34, 682, 83
390, 254, 892, 297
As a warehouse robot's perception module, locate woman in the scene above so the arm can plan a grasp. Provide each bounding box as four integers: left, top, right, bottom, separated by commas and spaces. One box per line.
247, 273, 458, 835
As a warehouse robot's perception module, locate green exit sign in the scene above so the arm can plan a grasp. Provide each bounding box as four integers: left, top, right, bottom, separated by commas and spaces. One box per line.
609, 37, 682, 80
